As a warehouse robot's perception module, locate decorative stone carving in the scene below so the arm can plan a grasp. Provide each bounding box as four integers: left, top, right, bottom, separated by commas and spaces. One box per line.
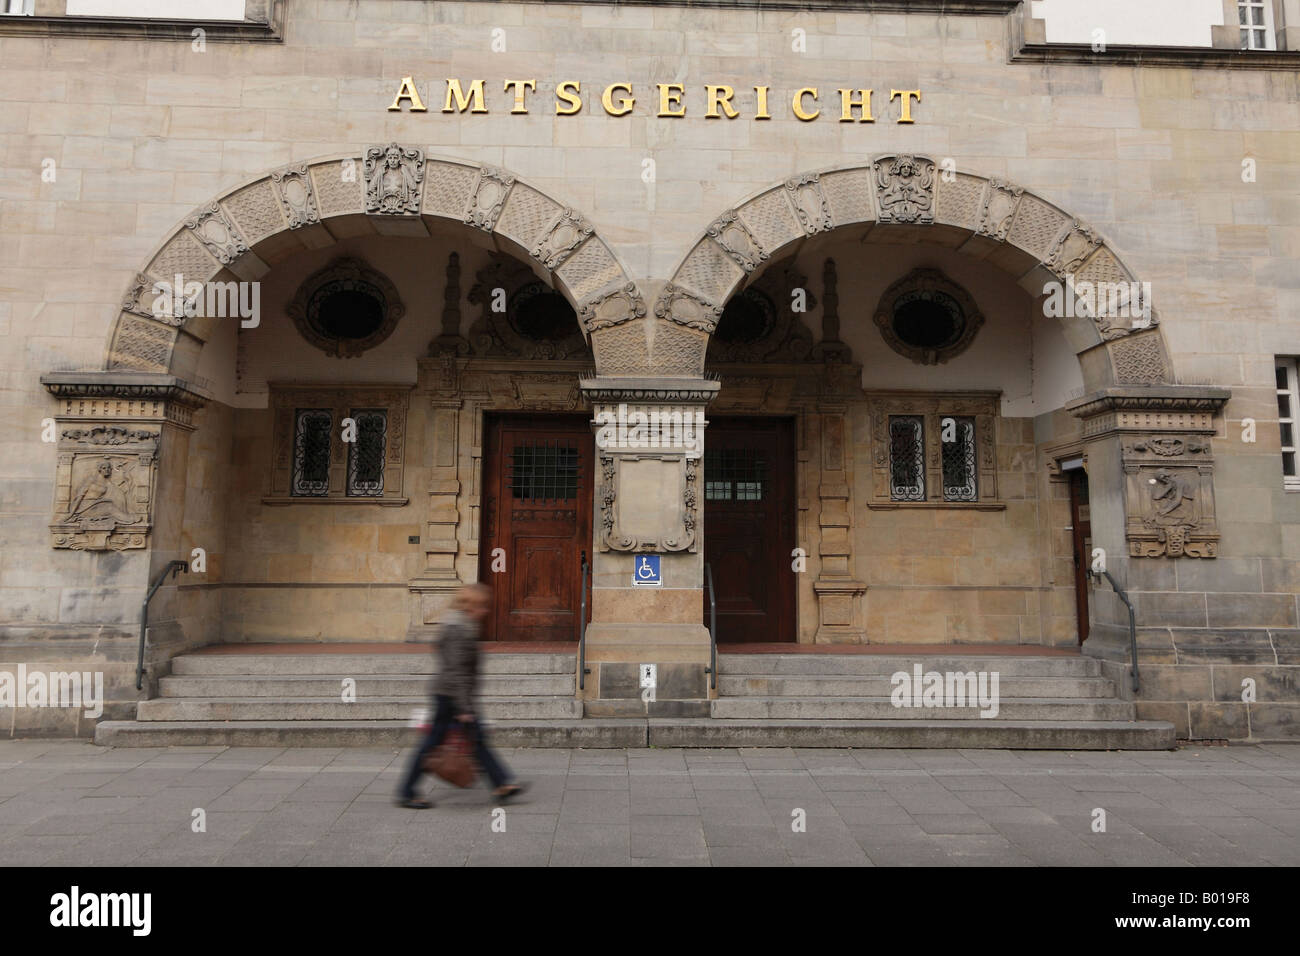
50, 426, 159, 550
975, 178, 1024, 241
287, 257, 404, 358
872, 154, 936, 224
706, 258, 815, 364
121, 273, 159, 319
706, 210, 768, 273
428, 252, 470, 357
653, 283, 723, 334
873, 268, 984, 366
578, 282, 645, 334
1111, 333, 1170, 384
270, 163, 320, 229
812, 258, 853, 363
364, 143, 425, 215
596, 451, 699, 553
1047, 220, 1102, 276
466, 253, 589, 360
184, 202, 248, 265
784, 171, 833, 235
532, 208, 592, 269
465, 165, 515, 231
1122, 435, 1218, 558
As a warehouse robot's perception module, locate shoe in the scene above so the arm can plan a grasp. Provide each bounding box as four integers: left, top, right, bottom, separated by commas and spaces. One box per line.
492, 781, 528, 801
396, 797, 434, 809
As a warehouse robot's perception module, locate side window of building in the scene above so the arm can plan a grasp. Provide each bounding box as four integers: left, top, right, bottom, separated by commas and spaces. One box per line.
271, 388, 409, 505
1278, 357, 1299, 491
873, 396, 1000, 509
1238, 0, 1276, 50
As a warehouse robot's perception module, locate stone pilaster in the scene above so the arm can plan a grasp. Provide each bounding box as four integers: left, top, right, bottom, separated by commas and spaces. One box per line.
577, 376, 719, 712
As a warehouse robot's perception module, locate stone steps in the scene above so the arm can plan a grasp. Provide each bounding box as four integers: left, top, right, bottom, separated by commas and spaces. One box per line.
717, 654, 1102, 677
170, 652, 574, 676
93, 718, 1175, 750
91, 645, 1175, 751
711, 697, 1134, 720
137, 696, 583, 721
158, 674, 574, 698
717, 674, 1114, 698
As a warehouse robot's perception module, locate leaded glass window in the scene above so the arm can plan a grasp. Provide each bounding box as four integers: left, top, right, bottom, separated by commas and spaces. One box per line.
941, 416, 977, 502
508, 440, 579, 501
889, 416, 925, 501
704, 447, 767, 501
346, 409, 387, 497
292, 409, 332, 497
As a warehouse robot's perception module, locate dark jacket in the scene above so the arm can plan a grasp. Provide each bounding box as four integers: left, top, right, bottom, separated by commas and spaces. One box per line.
433, 607, 479, 714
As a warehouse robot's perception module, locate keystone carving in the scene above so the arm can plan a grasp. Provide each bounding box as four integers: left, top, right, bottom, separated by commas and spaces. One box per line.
872, 154, 936, 225
364, 143, 425, 215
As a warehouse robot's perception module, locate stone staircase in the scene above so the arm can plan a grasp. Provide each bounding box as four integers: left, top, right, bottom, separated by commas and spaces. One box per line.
654, 652, 1174, 749
94, 645, 1175, 750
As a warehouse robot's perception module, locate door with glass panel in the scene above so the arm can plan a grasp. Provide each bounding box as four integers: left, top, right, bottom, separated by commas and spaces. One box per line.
479, 415, 593, 641
702, 417, 796, 643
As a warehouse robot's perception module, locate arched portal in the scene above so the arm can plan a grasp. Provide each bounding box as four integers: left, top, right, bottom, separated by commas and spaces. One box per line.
653, 155, 1175, 391
104, 146, 647, 380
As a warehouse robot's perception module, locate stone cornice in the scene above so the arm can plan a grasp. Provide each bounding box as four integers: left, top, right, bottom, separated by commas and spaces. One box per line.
1066, 387, 1232, 420
579, 376, 721, 405
42, 371, 211, 409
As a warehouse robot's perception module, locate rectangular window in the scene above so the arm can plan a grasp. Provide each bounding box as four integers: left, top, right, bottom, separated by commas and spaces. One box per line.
1238, 0, 1275, 50
508, 440, 579, 502
3, 0, 33, 13
941, 415, 978, 502
889, 415, 926, 501
346, 409, 387, 497
291, 409, 332, 497
1278, 357, 1299, 491
704, 447, 767, 501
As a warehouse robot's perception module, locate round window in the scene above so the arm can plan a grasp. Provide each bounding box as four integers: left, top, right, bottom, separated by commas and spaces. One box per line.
715, 289, 776, 344
510, 283, 577, 341
891, 289, 967, 351
307, 283, 386, 341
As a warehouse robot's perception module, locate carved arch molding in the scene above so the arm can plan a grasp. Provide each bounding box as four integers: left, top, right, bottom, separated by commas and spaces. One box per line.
106, 145, 648, 382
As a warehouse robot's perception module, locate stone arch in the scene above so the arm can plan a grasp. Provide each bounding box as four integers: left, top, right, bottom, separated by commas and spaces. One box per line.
654, 155, 1175, 392
106, 147, 649, 380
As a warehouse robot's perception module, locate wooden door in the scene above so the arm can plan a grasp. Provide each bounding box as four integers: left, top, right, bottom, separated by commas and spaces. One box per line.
1068, 468, 1092, 645
480, 415, 593, 642
702, 418, 796, 643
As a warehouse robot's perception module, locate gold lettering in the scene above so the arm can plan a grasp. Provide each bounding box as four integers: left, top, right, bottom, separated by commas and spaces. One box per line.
555, 80, 582, 115
657, 83, 686, 117
891, 89, 922, 124
602, 82, 635, 116
503, 79, 536, 114
443, 78, 488, 114
838, 88, 873, 122
792, 87, 819, 121
705, 84, 738, 119
388, 76, 427, 112
754, 85, 770, 120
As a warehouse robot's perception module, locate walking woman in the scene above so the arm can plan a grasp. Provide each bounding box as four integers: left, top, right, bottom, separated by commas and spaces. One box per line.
396, 582, 526, 808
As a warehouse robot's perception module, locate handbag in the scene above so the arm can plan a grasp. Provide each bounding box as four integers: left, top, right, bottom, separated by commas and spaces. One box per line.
421, 724, 477, 788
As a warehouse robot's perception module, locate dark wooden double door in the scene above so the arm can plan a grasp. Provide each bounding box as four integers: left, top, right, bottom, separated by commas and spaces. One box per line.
703, 418, 796, 643
479, 415, 593, 642
479, 414, 795, 643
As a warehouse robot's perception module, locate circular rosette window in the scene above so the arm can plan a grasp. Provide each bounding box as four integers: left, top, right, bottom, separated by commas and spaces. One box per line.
287, 258, 404, 358
873, 269, 984, 366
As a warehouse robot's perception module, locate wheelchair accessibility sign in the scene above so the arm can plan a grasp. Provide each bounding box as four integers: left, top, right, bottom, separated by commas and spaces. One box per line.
632, 555, 662, 587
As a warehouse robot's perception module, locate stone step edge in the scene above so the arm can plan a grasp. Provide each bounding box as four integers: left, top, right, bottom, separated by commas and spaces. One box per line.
93, 719, 1177, 751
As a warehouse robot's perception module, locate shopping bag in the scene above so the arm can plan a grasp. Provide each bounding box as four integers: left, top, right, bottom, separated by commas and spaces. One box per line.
421, 725, 477, 787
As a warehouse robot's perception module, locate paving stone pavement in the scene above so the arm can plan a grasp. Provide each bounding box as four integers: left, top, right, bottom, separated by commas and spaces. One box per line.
0, 741, 1296, 867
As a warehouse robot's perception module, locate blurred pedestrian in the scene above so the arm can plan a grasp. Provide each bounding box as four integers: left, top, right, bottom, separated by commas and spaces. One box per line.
396, 582, 526, 808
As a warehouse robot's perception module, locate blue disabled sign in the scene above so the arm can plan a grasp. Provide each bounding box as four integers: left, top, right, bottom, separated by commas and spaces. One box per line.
632, 554, 662, 587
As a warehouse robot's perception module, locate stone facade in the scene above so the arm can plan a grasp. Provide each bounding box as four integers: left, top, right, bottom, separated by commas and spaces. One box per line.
0, 0, 1297, 740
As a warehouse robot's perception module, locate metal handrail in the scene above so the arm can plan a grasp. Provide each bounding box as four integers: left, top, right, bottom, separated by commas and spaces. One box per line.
704, 561, 717, 691
136, 560, 189, 691
1090, 568, 1140, 694
577, 551, 591, 690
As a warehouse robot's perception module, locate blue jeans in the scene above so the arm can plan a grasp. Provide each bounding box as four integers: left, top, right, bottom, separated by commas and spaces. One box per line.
399, 694, 510, 799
